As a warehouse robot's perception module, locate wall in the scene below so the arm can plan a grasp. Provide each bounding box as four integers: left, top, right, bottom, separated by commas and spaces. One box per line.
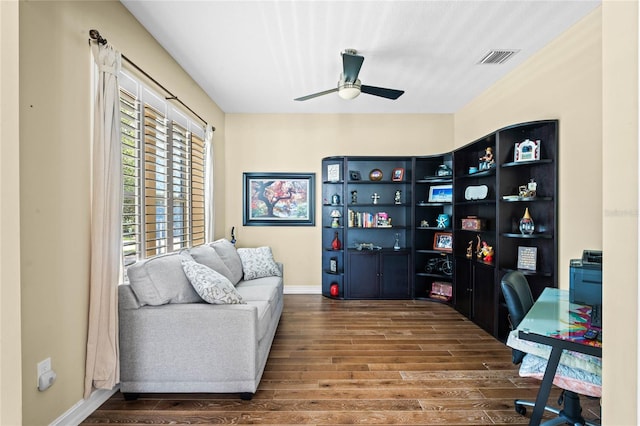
1, 1, 23, 424
225, 114, 454, 288
18, 2, 225, 424
602, 1, 638, 423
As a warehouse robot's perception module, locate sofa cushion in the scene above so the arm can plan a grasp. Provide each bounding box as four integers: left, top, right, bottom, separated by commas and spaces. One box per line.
210, 239, 243, 285
127, 252, 202, 306
181, 258, 245, 305
189, 245, 235, 283
237, 246, 282, 280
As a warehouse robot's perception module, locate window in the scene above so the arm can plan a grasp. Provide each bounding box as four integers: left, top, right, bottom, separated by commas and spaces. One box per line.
119, 71, 206, 268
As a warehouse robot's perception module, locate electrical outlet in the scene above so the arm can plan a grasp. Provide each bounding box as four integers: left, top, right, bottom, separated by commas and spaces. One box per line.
37, 358, 51, 379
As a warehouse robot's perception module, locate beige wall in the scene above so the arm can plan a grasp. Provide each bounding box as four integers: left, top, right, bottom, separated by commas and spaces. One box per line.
18, 1, 224, 424
1, 1, 23, 425
602, 1, 638, 423
225, 114, 453, 287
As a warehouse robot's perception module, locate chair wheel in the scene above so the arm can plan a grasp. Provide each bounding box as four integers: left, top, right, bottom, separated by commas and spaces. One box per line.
515, 402, 527, 415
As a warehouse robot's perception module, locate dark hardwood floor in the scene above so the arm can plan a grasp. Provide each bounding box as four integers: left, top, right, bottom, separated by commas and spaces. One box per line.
82, 294, 601, 425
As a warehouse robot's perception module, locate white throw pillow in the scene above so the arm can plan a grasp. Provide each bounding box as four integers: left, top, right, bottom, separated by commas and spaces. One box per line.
237, 246, 282, 280
181, 258, 245, 304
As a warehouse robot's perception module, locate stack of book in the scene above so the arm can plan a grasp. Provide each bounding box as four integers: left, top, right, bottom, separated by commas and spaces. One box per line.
348, 210, 392, 228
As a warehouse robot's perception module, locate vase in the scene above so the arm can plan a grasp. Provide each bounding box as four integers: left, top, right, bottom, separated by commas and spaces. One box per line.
331, 232, 342, 250
519, 207, 535, 235
330, 283, 339, 297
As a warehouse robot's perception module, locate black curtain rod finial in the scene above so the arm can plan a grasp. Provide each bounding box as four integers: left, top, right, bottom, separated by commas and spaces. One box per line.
89, 29, 107, 45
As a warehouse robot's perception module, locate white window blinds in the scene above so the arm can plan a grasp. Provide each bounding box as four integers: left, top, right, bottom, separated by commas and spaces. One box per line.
119, 70, 205, 267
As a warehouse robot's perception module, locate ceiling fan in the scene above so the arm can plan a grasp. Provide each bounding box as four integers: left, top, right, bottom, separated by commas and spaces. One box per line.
294, 49, 404, 101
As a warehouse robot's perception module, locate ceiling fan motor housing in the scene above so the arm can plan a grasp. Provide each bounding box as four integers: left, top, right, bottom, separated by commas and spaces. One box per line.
338, 78, 361, 99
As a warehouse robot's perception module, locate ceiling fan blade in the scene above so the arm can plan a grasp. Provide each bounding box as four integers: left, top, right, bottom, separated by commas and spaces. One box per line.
342, 52, 364, 83
361, 85, 405, 100
294, 88, 338, 101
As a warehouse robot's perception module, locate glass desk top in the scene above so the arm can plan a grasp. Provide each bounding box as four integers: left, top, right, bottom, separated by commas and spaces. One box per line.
517, 287, 602, 350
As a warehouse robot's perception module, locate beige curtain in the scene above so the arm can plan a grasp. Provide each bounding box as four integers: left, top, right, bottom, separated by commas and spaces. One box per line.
84, 42, 122, 398
204, 125, 215, 242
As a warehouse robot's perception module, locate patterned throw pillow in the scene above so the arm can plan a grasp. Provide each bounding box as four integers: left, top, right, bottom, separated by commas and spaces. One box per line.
237, 246, 282, 280
181, 258, 245, 304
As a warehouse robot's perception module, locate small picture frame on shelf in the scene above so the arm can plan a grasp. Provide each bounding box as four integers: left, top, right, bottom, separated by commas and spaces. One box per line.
514, 139, 541, 162
428, 184, 453, 203
517, 246, 538, 271
327, 164, 340, 182
433, 232, 453, 252
391, 168, 405, 181
349, 170, 361, 181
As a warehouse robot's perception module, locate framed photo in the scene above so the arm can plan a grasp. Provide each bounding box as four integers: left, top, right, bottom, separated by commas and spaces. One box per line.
433, 232, 453, 252
428, 184, 453, 203
243, 172, 315, 226
391, 168, 405, 181
517, 246, 538, 271
327, 164, 340, 182
514, 139, 541, 162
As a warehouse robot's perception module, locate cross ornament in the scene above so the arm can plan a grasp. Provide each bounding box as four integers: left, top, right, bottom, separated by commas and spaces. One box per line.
371, 193, 380, 204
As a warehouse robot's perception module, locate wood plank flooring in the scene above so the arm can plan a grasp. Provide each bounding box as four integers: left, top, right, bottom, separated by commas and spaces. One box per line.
82, 295, 601, 425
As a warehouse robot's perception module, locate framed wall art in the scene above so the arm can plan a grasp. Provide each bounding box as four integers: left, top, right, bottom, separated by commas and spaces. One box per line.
243, 172, 315, 226
391, 167, 405, 181
433, 232, 453, 252
428, 184, 453, 203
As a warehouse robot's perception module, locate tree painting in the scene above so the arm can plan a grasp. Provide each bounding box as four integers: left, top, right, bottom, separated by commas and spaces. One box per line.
250, 179, 310, 219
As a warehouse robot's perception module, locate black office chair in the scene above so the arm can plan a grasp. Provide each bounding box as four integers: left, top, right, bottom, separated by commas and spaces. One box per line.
501, 271, 599, 426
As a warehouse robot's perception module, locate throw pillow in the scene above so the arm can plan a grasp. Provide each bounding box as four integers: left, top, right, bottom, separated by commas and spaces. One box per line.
189, 245, 236, 284
181, 258, 245, 305
210, 238, 244, 285
237, 246, 282, 280
127, 252, 202, 306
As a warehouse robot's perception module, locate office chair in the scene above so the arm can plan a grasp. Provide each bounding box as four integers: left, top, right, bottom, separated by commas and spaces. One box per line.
501, 271, 599, 426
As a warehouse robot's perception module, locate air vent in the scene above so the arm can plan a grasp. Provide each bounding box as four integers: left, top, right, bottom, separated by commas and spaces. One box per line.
477, 50, 519, 65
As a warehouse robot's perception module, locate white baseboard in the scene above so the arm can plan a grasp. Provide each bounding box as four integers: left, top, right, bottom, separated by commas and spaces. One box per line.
50, 386, 119, 426
283, 285, 321, 294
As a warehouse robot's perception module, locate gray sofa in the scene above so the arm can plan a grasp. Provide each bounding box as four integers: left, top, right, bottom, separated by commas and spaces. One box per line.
118, 239, 283, 400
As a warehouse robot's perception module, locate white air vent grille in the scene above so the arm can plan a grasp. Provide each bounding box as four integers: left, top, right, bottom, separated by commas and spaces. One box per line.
478, 50, 519, 64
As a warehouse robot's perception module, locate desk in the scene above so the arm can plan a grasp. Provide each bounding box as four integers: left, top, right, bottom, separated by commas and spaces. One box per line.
514, 288, 602, 425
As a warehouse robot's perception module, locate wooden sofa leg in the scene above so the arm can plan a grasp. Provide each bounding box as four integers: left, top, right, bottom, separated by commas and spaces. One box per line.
240, 392, 254, 401
122, 392, 140, 401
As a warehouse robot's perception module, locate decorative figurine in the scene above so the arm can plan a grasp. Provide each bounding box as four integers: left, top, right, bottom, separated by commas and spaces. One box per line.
393, 233, 401, 251
331, 193, 340, 205
479, 147, 495, 170
476, 235, 483, 259
420, 219, 430, 228
351, 190, 358, 204
466, 240, 473, 259
436, 213, 450, 229
371, 193, 380, 205
480, 242, 494, 262
436, 164, 453, 177
394, 190, 402, 205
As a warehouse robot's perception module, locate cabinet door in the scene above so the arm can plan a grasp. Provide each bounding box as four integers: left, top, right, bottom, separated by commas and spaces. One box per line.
454, 259, 472, 317
380, 252, 411, 299
472, 264, 496, 335
348, 251, 379, 298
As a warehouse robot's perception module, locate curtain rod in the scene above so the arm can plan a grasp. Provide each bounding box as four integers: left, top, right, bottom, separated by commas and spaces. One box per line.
89, 29, 213, 130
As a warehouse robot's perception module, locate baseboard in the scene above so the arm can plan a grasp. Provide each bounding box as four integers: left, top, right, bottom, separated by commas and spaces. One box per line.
50, 386, 119, 426
283, 285, 321, 294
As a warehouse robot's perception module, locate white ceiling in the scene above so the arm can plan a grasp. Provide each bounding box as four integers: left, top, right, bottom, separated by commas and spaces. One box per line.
121, 0, 600, 114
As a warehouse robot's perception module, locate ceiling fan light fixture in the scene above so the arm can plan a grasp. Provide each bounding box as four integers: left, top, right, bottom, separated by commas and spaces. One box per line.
338, 80, 361, 100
